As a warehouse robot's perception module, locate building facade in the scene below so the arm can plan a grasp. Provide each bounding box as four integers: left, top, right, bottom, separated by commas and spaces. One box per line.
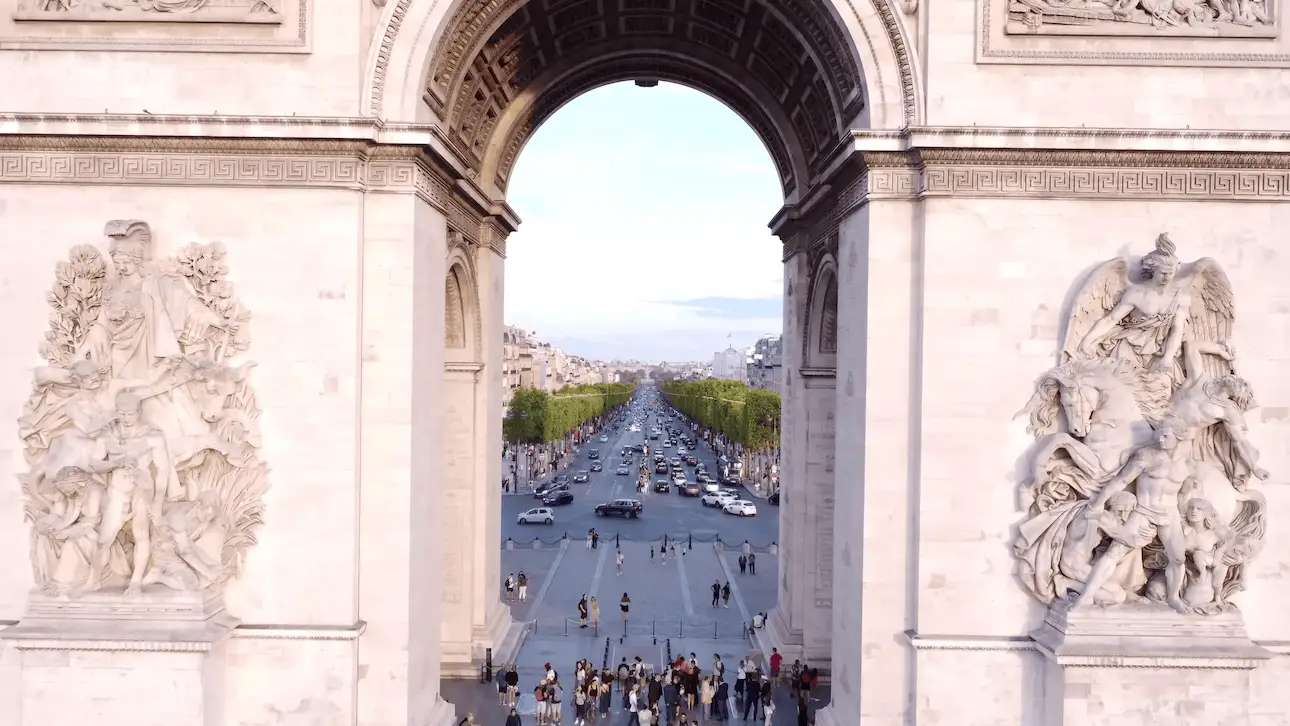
746, 335, 783, 395
711, 346, 746, 381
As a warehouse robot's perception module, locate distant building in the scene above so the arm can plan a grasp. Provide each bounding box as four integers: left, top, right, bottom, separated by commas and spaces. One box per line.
711, 346, 744, 381
746, 334, 783, 395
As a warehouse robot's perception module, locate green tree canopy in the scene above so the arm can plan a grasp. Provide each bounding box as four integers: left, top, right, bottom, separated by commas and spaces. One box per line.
504, 383, 634, 443
660, 380, 779, 450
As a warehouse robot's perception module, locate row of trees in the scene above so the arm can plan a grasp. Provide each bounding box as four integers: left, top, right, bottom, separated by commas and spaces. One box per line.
503, 383, 635, 444
660, 380, 781, 451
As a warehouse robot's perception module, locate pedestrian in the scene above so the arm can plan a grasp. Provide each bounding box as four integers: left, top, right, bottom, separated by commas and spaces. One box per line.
735, 661, 746, 699
574, 683, 588, 726
618, 659, 631, 693
713, 654, 725, 685
506, 707, 522, 726
721, 582, 731, 608
591, 529, 599, 549
587, 529, 594, 549
715, 679, 729, 720
617, 550, 625, 576
701, 676, 714, 720
660, 545, 667, 564
670, 543, 677, 559
711, 580, 720, 608
459, 713, 476, 726
535, 680, 548, 726
599, 679, 612, 719
743, 675, 762, 721
769, 649, 782, 686
748, 553, 756, 576
589, 596, 599, 629
620, 592, 631, 624
507, 664, 520, 706
796, 696, 809, 726
505, 573, 516, 601
518, 571, 529, 602
651, 546, 655, 561
738, 555, 747, 575
578, 594, 589, 628
628, 684, 641, 721
761, 691, 775, 726
497, 663, 510, 705
550, 679, 564, 725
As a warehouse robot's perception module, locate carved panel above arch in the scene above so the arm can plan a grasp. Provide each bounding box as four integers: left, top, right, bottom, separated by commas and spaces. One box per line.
803, 248, 839, 369
424, 0, 869, 192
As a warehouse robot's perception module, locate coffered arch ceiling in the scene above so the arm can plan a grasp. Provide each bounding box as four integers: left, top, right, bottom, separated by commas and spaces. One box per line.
423, 0, 868, 199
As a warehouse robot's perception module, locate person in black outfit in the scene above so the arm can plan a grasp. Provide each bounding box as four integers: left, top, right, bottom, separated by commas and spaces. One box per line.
711, 580, 721, 608
738, 555, 747, 574
577, 594, 589, 628
748, 553, 756, 575
743, 676, 762, 720
797, 695, 810, 726
506, 707, 522, 726
649, 675, 664, 710
714, 679, 729, 720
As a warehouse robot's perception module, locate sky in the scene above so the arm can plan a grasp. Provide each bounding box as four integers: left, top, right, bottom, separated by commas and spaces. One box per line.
504, 81, 784, 363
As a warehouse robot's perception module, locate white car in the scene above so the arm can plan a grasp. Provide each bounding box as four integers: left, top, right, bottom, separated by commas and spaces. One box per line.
662, 441, 671, 448
670, 471, 686, 484
517, 507, 554, 524
702, 481, 721, 494
701, 491, 736, 507
600, 435, 609, 442
677, 447, 687, 456
723, 500, 757, 517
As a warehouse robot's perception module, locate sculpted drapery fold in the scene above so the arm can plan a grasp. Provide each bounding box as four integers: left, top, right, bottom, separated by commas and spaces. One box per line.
1014, 233, 1268, 616
18, 220, 268, 599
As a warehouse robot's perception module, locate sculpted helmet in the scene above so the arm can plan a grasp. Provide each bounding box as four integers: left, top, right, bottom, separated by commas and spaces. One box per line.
104, 219, 154, 263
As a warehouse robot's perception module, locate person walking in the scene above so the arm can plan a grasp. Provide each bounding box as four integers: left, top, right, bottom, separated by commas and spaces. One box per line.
617, 550, 625, 576
796, 696, 809, 726
761, 691, 774, 726
599, 679, 612, 720
721, 582, 731, 609
700, 677, 714, 722
748, 553, 756, 576
589, 596, 600, 630
742, 676, 762, 721
769, 649, 782, 686
738, 555, 747, 575
506, 573, 516, 601
592, 529, 600, 549
507, 664, 520, 706
535, 680, 548, 726
627, 684, 641, 723
620, 592, 631, 625
710, 580, 720, 608
714, 679, 729, 721
518, 571, 529, 602
506, 707, 523, 726
578, 594, 589, 628
497, 663, 510, 705
734, 661, 746, 701
587, 529, 594, 550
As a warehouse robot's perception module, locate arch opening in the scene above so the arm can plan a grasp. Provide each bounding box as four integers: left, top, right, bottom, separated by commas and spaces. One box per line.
421, 0, 874, 201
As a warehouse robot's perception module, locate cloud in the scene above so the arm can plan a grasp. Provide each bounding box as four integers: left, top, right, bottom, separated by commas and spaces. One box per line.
503, 81, 785, 360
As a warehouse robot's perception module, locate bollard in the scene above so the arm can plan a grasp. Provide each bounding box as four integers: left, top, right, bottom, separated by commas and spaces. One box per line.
506, 538, 514, 550
713, 622, 718, 640
485, 647, 494, 682
533, 540, 542, 550
688, 534, 693, 549
663, 534, 668, 548
768, 542, 778, 555
679, 621, 683, 638
564, 619, 569, 637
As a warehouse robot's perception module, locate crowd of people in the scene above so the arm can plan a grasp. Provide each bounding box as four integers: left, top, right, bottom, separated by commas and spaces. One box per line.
480, 651, 820, 726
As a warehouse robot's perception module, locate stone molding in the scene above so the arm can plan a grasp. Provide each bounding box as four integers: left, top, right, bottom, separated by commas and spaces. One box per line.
906, 631, 1290, 660
1, 0, 309, 53
232, 621, 367, 640
0, 133, 508, 244
978, 0, 1290, 68
9, 638, 219, 652
847, 130, 1290, 202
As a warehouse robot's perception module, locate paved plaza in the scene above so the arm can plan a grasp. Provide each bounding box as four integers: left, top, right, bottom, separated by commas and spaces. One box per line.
443, 541, 827, 725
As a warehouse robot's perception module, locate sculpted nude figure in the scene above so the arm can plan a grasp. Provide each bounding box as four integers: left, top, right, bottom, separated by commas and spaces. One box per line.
1056, 491, 1146, 605
1171, 340, 1267, 485
1076, 416, 1195, 613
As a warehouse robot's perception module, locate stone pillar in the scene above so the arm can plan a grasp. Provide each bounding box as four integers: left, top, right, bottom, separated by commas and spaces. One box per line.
800, 369, 835, 664
768, 250, 810, 659
816, 157, 920, 726
440, 361, 484, 673
356, 187, 455, 725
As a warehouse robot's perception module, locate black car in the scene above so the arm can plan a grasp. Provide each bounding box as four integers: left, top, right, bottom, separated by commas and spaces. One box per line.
769, 490, 780, 505
572, 471, 590, 483
554, 474, 570, 484
595, 499, 643, 518
632, 444, 645, 453
588, 450, 600, 460
590, 461, 603, 472
654, 479, 671, 493
534, 481, 569, 498
655, 463, 668, 474
543, 490, 575, 506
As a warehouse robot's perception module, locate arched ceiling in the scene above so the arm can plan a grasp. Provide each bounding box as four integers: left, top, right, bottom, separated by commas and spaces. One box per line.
423, 0, 867, 197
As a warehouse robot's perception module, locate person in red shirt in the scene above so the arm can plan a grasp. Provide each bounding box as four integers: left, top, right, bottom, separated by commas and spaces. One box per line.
769, 648, 783, 684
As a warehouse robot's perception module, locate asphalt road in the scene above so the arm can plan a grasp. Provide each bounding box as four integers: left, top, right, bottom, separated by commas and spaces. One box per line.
502, 391, 780, 547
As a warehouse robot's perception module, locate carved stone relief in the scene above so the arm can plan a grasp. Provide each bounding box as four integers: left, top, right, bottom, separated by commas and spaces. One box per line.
819, 277, 838, 355
14, 0, 282, 23
1005, 0, 1274, 37
18, 221, 269, 600
1013, 234, 1267, 616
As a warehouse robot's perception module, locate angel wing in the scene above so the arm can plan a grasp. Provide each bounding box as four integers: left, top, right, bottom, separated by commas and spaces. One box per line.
1180, 258, 1234, 379
1060, 258, 1130, 362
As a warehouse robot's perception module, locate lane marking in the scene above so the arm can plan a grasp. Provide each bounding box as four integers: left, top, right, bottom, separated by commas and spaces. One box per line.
528, 540, 571, 621
588, 540, 610, 599
675, 542, 696, 619
715, 552, 752, 624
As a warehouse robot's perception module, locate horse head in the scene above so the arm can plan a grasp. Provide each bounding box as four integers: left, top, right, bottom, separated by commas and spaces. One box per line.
1020, 358, 1138, 439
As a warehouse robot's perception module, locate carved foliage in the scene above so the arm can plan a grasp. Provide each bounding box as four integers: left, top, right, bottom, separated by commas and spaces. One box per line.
40, 245, 107, 367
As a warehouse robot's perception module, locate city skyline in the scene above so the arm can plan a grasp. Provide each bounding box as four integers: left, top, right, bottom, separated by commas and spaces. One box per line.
503, 81, 784, 361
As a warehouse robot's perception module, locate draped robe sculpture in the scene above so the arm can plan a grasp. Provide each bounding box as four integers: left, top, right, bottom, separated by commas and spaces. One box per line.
17, 220, 268, 598
1014, 234, 1268, 615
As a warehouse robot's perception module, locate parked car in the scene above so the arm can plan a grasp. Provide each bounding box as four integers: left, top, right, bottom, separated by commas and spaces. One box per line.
588, 449, 600, 459
654, 479, 671, 493
543, 490, 574, 507
723, 500, 757, 516
517, 507, 554, 524
590, 461, 603, 472
701, 491, 737, 507
769, 490, 780, 505
534, 481, 569, 498
572, 471, 590, 483
616, 467, 631, 476
595, 499, 643, 518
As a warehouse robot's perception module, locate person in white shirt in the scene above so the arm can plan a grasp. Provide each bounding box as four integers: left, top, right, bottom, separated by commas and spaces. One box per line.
628, 684, 640, 715
735, 660, 747, 698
